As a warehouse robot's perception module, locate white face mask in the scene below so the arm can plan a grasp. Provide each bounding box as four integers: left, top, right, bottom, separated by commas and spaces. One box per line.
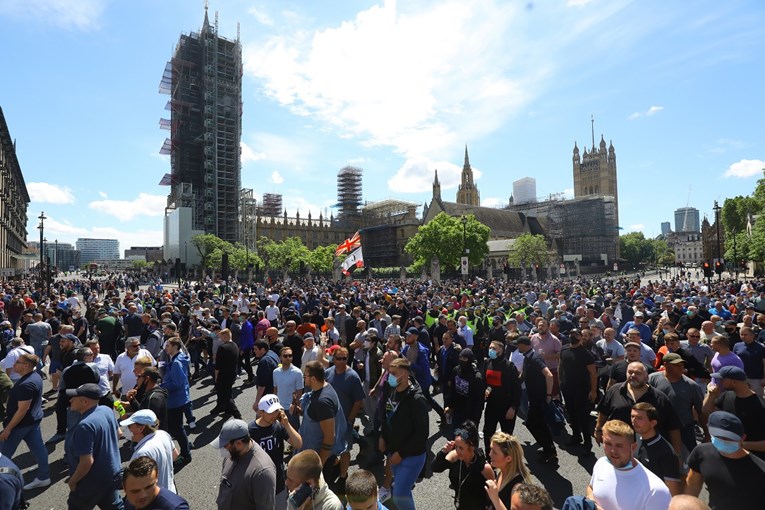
219, 447, 230, 460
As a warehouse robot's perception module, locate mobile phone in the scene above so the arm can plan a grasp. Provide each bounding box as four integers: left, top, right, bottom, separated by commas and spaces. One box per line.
289, 483, 313, 507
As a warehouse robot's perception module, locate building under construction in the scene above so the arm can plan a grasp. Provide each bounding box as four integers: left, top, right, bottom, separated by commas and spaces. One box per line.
160, 8, 242, 245
0, 107, 29, 272
258, 193, 283, 217
240, 188, 256, 251
336, 166, 363, 228
361, 199, 421, 268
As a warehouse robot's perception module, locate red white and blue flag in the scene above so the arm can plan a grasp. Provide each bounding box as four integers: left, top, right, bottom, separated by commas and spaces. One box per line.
335, 231, 361, 257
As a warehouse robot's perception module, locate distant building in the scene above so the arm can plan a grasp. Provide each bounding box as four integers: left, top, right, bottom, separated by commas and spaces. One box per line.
46, 242, 80, 271
0, 107, 30, 273
513, 177, 537, 205
702, 216, 725, 262
572, 123, 618, 233
661, 222, 671, 236
666, 231, 703, 265
125, 246, 163, 262
455, 147, 480, 207
76, 238, 119, 264
674, 207, 700, 233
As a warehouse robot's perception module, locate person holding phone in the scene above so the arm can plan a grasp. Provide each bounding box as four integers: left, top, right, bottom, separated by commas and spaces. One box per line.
285, 450, 343, 510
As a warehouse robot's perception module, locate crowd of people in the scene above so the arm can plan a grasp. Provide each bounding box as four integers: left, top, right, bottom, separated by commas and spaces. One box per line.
1, 270, 764, 509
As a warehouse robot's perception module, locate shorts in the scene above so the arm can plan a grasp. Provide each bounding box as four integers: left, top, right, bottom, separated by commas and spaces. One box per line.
49, 359, 63, 374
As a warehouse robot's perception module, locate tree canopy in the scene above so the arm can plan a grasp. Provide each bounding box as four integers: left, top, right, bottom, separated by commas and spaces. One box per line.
506, 233, 549, 268
405, 213, 490, 272
619, 232, 671, 266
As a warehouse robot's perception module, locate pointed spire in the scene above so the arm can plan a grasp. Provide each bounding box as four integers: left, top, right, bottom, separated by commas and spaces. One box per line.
464, 145, 470, 169
434, 169, 440, 185
591, 114, 595, 150
573, 141, 579, 153
203, 0, 210, 29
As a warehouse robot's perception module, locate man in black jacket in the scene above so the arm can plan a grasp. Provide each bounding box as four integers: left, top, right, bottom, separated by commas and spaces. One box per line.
125, 367, 168, 431
379, 357, 429, 510
212, 328, 241, 419
482, 340, 521, 451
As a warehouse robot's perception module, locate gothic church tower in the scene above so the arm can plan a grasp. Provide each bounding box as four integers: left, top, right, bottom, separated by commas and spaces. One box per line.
572, 117, 618, 225
456, 146, 480, 206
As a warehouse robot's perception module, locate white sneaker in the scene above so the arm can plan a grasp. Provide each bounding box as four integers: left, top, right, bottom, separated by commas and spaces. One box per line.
378, 486, 391, 502
188, 421, 197, 430
24, 478, 51, 490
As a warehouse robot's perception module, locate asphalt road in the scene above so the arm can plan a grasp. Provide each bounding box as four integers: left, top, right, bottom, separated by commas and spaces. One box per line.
19, 369, 603, 510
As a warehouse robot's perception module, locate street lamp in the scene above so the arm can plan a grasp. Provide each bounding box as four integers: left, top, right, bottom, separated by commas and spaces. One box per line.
37, 211, 46, 289
713, 200, 722, 281
54, 239, 58, 273
461, 215, 468, 279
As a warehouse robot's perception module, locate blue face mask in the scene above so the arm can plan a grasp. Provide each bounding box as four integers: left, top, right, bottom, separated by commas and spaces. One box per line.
328, 355, 334, 363
488, 349, 498, 360
711, 436, 740, 454
662, 329, 671, 335
387, 373, 398, 388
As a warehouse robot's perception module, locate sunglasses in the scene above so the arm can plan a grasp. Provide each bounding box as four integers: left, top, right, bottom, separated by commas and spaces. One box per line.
687, 335, 700, 338
334, 357, 348, 361
282, 354, 293, 358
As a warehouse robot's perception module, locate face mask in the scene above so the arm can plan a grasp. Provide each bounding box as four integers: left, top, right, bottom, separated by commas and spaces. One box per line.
122, 426, 133, 442
387, 373, 398, 388
488, 349, 498, 360
364, 341, 374, 349
219, 447, 230, 459
687, 311, 695, 317
662, 329, 671, 335
710, 436, 739, 454
328, 355, 334, 363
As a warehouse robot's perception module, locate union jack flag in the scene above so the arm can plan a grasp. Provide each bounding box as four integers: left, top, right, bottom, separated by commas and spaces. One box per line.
335, 231, 361, 257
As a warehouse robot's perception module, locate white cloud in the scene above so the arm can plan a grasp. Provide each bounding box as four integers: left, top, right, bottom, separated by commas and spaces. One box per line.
563, 188, 575, 199
628, 105, 664, 120
44, 217, 88, 236
27, 182, 76, 204
248, 7, 274, 26
627, 224, 645, 231
270, 171, 284, 184
567, 0, 594, 6
241, 142, 266, 164
388, 157, 483, 194
98, 191, 108, 198
88, 193, 167, 221
36, 216, 164, 250
0, 0, 106, 30
244, 0, 539, 161
723, 159, 765, 178
281, 194, 334, 220
243, 133, 314, 169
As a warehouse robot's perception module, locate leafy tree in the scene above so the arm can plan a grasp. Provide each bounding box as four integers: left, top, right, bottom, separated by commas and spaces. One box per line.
507, 233, 549, 268
405, 213, 490, 272
619, 232, 654, 265
308, 245, 337, 273
130, 260, 148, 270
191, 234, 231, 270
268, 237, 310, 273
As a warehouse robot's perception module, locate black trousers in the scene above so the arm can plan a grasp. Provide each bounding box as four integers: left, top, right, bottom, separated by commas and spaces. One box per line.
562, 388, 591, 443
526, 400, 554, 452
238, 348, 254, 379
167, 406, 191, 458
483, 403, 516, 451
216, 378, 241, 419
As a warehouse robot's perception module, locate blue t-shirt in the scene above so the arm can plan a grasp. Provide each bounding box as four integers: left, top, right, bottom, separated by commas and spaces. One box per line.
0, 454, 23, 510
734, 341, 765, 379
4, 372, 43, 428
325, 367, 365, 419
67, 405, 121, 488
124, 487, 189, 510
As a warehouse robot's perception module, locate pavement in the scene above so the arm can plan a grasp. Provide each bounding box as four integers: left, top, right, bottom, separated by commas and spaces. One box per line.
20, 371, 603, 509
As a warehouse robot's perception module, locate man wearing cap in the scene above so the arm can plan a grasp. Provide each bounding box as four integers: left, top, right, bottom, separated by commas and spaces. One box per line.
686, 411, 765, 508
65, 383, 123, 509
619, 312, 652, 345
514, 336, 557, 463
702, 365, 765, 457
250, 394, 303, 507
121, 409, 178, 493
649, 353, 705, 456
214, 418, 277, 510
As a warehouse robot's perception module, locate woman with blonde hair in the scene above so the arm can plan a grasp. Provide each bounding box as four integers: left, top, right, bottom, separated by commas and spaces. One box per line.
484, 432, 531, 510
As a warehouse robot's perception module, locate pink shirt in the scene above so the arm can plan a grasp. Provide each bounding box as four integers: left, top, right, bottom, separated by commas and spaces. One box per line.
530, 332, 562, 370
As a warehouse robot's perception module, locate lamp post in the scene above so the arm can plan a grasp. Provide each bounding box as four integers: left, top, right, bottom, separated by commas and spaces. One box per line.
37, 211, 46, 290
732, 229, 738, 280
184, 241, 188, 282
461, 215, 468, 279
54, 239, 58, 273
713, 201, 722, 281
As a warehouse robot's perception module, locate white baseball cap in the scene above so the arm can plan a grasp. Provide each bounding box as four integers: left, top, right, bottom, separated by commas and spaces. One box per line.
258, 394, 283, 413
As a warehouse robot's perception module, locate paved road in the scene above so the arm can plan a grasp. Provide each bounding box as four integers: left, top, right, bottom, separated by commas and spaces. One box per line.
20, 369, 602, 509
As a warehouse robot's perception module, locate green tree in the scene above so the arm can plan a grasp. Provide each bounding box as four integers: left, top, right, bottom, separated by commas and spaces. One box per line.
307, 245, 337, 274
191, 234, 232, 270
619, 232, 654, 266
507, 233, 549, 268
268, 237, 311, 274
130, 260, 148, 270
405, 213, 490, 272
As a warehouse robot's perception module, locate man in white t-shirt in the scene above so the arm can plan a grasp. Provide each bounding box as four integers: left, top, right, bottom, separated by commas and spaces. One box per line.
113, 338, 156, 397
121, 409, 178, 493
273, 346, 304, 430
587, 419, 671, 510
2, 339, 35, 382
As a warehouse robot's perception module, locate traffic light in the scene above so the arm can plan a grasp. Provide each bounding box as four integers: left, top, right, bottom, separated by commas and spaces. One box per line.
714, 260, 723, 275
703, 262, 712, 278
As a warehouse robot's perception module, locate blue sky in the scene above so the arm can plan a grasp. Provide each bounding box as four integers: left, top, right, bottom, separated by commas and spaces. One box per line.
1, 0, 763, 254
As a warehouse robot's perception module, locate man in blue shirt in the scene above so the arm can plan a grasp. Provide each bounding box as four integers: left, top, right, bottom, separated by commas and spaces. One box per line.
123, 456, 189, 510
733, 326, 765, 400
0, 452, 23, 510
619, 312, 653, 346
65, 383, 124, 510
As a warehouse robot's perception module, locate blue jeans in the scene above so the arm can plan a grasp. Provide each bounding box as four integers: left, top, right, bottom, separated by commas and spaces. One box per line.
67, 486, 124, 510
391, 452, 426, 510
0, 422, 50, 480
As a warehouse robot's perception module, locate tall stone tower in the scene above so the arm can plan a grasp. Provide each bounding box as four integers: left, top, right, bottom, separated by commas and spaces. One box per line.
456, 146, 480, 206
572, 118, 618, 226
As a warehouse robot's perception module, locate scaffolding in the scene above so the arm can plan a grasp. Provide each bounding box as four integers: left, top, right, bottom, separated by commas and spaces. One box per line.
258, 193, 283, 217
160, 10, 242, 244
336, 166, 363, 227
546, 195, 618, 266
240, 188, 256, 250
362, 198, 419, 224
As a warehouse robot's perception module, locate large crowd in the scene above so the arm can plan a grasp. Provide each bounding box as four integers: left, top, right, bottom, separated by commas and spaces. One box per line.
1, 271, 764, 510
